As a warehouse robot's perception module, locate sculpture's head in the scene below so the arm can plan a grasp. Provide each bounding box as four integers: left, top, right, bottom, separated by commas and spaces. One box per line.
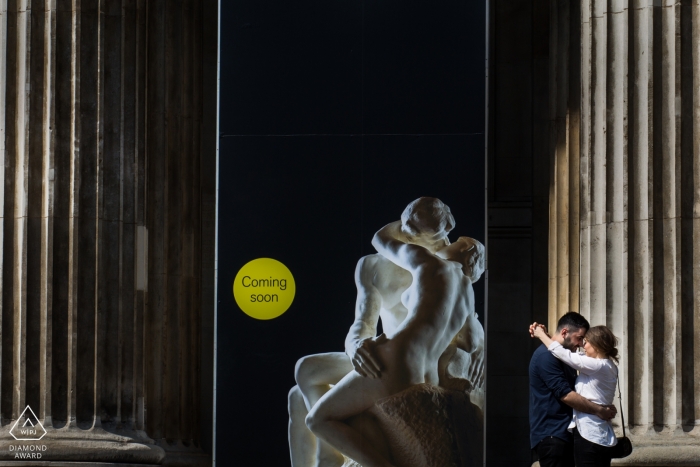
436, 237, 485, 282
400, 197, 455, 253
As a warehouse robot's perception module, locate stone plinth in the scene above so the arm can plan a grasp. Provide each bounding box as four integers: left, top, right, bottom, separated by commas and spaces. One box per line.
343, 384, 483, 467
0, 425, 163, 464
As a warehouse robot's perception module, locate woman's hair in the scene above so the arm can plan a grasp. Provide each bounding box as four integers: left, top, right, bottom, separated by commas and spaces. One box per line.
586, 325, 619, 363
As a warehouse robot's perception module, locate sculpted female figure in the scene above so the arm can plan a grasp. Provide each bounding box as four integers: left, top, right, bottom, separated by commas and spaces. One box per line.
305, 220, 485, 467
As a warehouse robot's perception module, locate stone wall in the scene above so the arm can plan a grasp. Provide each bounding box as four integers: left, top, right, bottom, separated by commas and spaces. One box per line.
0, 1, 216, 464
549, 0, 700, 464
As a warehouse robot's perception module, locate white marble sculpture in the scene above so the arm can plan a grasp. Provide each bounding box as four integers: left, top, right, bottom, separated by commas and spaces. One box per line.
288, 198, 485, 467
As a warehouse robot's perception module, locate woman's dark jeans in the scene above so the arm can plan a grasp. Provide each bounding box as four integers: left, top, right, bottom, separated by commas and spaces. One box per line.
573, 427, 614, 467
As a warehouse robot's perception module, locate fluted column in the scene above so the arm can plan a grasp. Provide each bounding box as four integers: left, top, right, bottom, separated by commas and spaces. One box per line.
0, 1, 213, 465
627, 0, 653, 434
548, 0, 581, 333
551, 0, 700, 463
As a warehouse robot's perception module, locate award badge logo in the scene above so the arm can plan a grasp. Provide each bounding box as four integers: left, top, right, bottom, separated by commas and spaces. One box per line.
10, 405, 46, 441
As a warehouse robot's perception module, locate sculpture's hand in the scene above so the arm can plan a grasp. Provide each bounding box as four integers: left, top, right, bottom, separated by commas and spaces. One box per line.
468, 343, 485, 388
348, 337, 383, 379
596, 404, 618, 421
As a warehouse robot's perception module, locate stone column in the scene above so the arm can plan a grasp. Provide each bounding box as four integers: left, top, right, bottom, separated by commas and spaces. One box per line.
550, 0, 700, 463
547, 0, 581, 333
0, 1, 214, 465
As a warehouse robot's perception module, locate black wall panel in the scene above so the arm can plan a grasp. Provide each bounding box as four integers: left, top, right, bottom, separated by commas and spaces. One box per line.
486, 0, 552, 465
218, 2, 486, 465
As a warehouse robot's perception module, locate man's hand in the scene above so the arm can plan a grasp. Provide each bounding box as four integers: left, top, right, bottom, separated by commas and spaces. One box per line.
347, 336, 383, 379
596, 404, 617, 421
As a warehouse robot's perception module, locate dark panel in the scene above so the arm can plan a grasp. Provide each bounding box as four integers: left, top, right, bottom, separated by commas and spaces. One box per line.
219, 1, 363, 136
486, 0, 551, 464
485, 235, 535, 465
493, 0, 534, 201
362, 1, 485, 135
487, 374, 530, 418
217, 133, 486, 465
531, 0, 551, 332
218, 2, 487, 465
486, 416, 532, 464
216, 135, 363, 466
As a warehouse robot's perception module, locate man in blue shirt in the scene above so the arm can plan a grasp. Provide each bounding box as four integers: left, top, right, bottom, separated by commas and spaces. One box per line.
529, 312, 617, 467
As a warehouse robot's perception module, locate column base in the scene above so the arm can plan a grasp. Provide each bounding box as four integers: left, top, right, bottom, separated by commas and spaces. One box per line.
0, 424, 165, 464
612, 428, 700, 466
0, 463, 158, 466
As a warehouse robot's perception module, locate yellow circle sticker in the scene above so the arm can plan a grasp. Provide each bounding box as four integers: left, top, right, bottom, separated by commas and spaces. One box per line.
233, 258, 296, 320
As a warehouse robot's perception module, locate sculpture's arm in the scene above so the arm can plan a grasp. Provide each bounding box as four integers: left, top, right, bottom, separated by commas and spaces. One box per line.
344, 256, 383, 379
371, 221, 440, 272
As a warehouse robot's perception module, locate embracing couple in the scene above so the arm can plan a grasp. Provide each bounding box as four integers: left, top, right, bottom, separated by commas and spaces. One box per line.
290, 197, 485, 467
529, 312, 621, 467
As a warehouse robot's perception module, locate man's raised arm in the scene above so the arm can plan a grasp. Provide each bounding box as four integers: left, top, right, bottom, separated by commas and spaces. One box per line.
344, 256, 383, 379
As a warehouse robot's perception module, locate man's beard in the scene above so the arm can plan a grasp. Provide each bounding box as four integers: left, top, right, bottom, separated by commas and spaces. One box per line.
562, 335, 577, 351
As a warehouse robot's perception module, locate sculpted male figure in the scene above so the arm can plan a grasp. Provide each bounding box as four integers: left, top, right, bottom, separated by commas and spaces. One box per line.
288, 198, 484, 467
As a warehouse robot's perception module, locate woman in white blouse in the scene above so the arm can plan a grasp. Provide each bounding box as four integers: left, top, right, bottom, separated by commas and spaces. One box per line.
532, 324, 619, 467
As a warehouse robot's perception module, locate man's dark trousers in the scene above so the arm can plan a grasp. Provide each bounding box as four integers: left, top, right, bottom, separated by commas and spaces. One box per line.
535, 436, 574, 467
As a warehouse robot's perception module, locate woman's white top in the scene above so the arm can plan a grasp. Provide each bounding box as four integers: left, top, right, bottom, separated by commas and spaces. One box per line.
548, 341, 618, 447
